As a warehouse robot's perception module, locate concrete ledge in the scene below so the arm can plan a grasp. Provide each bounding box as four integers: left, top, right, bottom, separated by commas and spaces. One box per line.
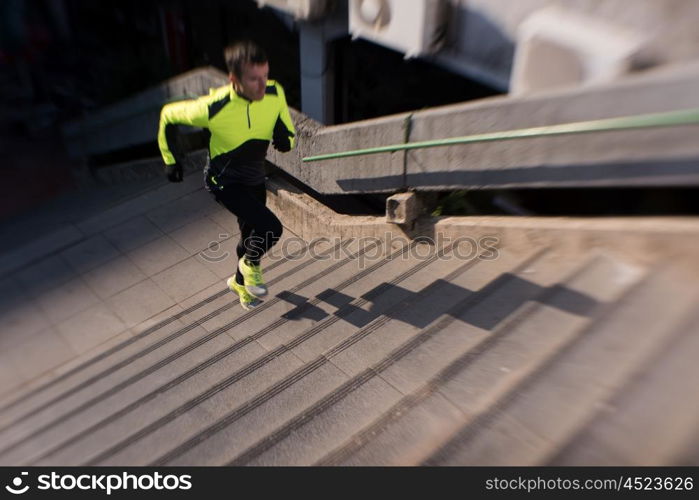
420, 216, 699, 267
266, 176, 410, 242
267, 174, 699, 267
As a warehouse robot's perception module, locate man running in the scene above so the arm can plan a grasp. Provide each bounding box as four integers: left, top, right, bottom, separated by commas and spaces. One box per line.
157, 40, 296, 310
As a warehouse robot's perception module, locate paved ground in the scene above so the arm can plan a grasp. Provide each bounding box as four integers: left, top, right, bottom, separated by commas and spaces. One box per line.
0, 173, 236, 394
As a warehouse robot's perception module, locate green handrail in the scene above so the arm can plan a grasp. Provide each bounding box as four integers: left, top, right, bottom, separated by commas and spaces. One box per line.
302, 107, 699, 163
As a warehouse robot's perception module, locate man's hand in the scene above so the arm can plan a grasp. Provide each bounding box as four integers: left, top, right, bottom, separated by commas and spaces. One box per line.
164, 163, 183, 183
272, 118, 293, 152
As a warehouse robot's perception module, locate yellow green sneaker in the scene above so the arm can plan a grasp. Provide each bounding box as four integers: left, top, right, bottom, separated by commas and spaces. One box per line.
227, 277, 262, 310
238, 257, 268, 297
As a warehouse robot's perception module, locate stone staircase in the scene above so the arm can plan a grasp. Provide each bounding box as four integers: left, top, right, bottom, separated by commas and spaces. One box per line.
0, 173, 697, 465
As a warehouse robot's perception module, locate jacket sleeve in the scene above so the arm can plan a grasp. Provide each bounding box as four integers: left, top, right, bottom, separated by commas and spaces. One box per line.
272, 83, 296, 153
157, 97, 210, 165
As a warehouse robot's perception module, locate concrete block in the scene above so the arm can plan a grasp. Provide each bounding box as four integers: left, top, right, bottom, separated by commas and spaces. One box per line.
386, 192, 421, 225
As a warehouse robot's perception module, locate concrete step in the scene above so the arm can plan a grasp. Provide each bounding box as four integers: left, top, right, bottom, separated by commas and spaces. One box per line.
421, 264, 698, 465
312, 252, 641, 465
548, 312, 699, 465
0, 236, 345, 463
0, 227, 317, 421
228, 247, 551, 465
82, 241, 457, 465
10, 238, 407, 465
0, 174, 218, 403
141, 245, 490, 466
135, 246, 569, 465
218, 244, 506, 466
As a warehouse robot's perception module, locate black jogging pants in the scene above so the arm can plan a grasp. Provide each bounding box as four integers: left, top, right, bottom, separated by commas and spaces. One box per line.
212, 183, 283, 285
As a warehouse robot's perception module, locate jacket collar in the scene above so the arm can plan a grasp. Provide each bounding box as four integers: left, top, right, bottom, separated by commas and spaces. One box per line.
231, 85, 253, 103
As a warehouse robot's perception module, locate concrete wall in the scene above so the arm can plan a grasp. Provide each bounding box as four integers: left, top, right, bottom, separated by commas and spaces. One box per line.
269, 61, 699, 193
61, 67, 229, 158
405, 61, 699, 191
267, 109, 409, 193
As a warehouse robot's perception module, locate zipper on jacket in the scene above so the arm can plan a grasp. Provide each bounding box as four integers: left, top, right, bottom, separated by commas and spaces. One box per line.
246, 103, 251, 128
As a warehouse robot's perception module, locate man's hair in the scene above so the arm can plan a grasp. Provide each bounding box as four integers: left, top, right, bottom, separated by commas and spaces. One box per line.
224, 41, 268, 79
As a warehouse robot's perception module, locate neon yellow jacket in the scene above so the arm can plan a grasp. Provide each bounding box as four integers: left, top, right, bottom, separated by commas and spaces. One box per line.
158, 80, 295, 187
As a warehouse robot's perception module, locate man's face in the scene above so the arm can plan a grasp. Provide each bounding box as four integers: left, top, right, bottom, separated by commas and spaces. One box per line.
231, 62, 269, 101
